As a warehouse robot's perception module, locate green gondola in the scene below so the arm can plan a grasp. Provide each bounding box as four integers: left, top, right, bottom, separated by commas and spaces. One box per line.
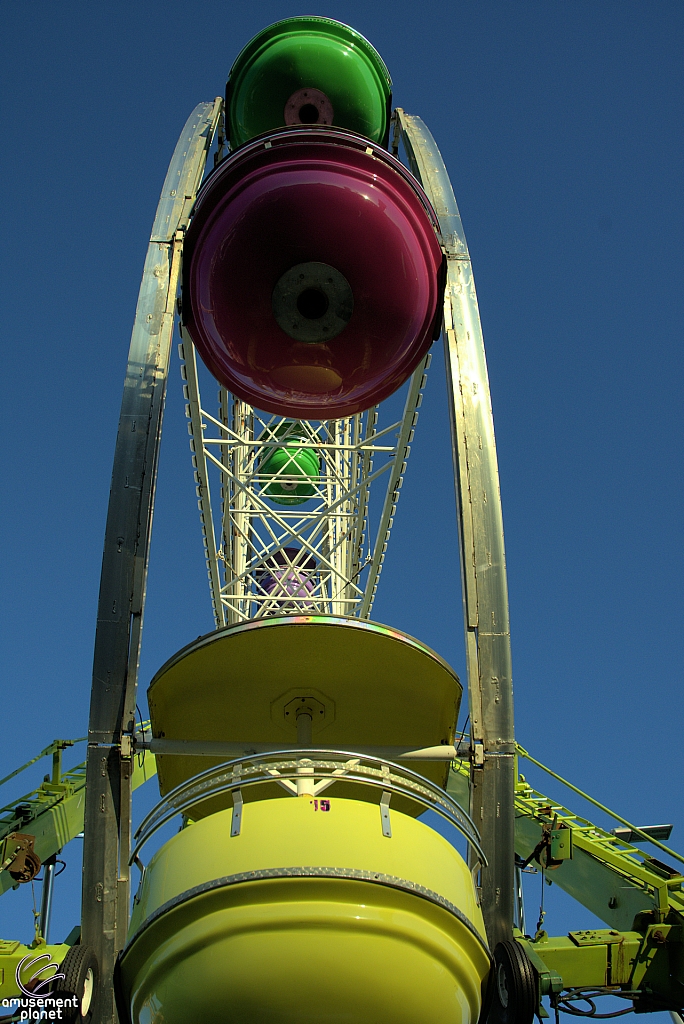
258, 421, 320, 505
226, 16, 392, 148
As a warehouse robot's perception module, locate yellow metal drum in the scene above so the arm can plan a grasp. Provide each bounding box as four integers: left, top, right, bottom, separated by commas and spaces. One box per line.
124, 617, 487, 1022
120, 796, 490, 1024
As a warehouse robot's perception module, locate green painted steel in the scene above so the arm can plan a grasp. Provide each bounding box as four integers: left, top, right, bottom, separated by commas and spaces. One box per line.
258, 422, 319, 505
2, 731, 684, 1012
0, 939, 73, 1004
447, 756, 684, 1013
449, 756, 684, 931
6, 736, 681, 933
517, 744, 684, 867
514, 778, 684, 929
0, 739, 157, 899
518, 929, 668, 993
0, 744, 156, 1002
226, 17, 392, 148
517, 925, 684, 1016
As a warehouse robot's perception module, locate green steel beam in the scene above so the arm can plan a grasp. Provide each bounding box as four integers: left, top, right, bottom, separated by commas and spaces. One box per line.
513, 773, 684, 930
517, 925, 679, 989
0, 740, 158, 1006
448, 755, 684, 1013
5, 739, 681, 930
0, 939, 73, 1005
449, 755, 684, 930
517, 924, 684, 1016
0, 744, 157, 900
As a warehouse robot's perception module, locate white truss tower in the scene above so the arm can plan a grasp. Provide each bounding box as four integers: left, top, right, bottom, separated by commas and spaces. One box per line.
179, 329, 430, 627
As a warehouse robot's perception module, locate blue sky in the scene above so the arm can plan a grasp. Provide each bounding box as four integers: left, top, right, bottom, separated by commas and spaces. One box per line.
1, 1, 682, 1012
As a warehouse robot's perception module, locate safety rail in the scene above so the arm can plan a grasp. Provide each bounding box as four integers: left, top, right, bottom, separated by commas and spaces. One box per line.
130, 749, 485, 866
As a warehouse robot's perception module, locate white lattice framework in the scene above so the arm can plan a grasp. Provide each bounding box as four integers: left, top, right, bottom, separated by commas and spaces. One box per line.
178, 328, 431, 627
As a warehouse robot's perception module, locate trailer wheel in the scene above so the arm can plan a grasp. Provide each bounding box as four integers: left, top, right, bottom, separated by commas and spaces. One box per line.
53, 944, 98, 1022
488, 939, 537, 1024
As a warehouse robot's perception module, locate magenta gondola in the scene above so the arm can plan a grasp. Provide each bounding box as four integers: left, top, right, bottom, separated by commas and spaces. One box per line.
182, 127, 445, 418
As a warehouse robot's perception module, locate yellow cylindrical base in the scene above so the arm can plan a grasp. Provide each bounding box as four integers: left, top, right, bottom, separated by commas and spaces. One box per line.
121, 797, 490, 1024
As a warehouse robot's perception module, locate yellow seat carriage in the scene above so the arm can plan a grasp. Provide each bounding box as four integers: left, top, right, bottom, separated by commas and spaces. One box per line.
117, 617, 491, 1024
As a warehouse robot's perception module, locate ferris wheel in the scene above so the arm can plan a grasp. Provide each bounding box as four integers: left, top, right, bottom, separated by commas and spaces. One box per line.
1, 16, 682, 1024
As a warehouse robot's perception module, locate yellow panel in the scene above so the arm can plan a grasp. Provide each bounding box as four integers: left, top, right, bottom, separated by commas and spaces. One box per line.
148, 616, 462, 803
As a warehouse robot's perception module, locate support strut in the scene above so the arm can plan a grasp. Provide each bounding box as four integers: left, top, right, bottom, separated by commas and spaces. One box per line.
81, 99, 221, 1024
398, 110, 516, 947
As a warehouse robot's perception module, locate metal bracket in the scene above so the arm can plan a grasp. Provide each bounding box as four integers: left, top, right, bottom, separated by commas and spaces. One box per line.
231, 788, 243, 837
0, 833, 41, 882
380, 791, 392, 838
132, 855, 145, 906
550, 825, 572, 862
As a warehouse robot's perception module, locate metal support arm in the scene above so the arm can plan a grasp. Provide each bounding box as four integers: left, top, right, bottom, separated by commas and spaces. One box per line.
80, 100, 221, 1024
398, 110, 515, 947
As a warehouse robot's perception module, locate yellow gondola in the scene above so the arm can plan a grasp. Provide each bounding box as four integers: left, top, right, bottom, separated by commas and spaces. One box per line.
117, 618, 490, 1024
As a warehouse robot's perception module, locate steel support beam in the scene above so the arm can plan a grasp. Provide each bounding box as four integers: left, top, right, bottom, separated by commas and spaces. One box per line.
38, 854, 57, 942
81, 99, 221, 1024
398, 110, 515, 947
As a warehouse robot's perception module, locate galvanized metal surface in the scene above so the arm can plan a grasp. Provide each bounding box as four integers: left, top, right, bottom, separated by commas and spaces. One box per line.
139, 737, 468, 761
178, 333, 225, 625
39, 88, 676, 1016
397, 110, 515, 947
80, 99, 221, 1024
38, 854, 57, 942
359, 354, 430, 617
3, 726, 684, 1012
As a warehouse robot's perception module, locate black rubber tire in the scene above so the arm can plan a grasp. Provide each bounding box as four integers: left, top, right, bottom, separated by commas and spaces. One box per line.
53, 945, 98, 1022
487, 939, 537, 1024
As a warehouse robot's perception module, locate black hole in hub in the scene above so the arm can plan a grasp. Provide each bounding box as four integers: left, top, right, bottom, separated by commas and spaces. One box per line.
297, 288, 329, 320
298, 103, 319, 123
